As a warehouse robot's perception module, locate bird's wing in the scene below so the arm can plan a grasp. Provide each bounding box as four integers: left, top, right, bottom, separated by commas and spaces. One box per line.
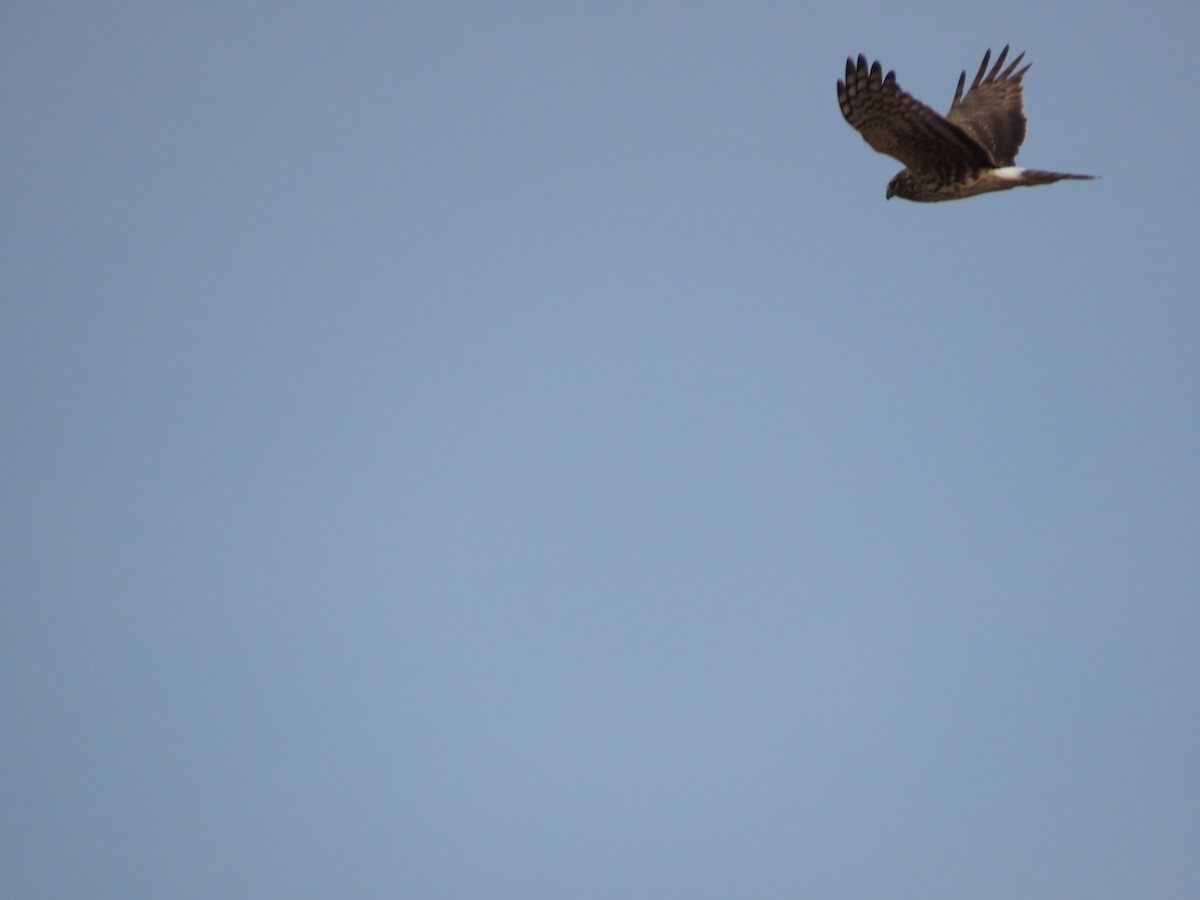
838, 54, 995, 174
946, 46, 1031, 167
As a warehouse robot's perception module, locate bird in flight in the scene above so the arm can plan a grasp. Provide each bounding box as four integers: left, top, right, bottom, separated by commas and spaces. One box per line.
837, 46, 1095, 201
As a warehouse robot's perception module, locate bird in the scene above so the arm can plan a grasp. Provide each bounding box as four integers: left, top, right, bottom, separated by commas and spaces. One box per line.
836, 46, 1096, 202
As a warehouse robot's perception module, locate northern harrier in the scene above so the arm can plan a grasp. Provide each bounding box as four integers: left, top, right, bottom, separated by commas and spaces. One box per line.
837, 46, 1095, 201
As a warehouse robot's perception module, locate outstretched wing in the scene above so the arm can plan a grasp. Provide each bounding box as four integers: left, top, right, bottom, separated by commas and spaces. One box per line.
946, 46, 1031, 166
837, 55, 994, 175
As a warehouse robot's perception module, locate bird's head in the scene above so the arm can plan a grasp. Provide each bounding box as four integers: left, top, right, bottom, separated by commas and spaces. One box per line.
886, 171, 907, 200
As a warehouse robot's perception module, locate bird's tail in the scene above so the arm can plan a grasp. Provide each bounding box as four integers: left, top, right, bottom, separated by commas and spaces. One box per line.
1018, 169, 1098, 185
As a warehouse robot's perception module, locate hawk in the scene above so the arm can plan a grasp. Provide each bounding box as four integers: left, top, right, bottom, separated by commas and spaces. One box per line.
837, 46, 1096, 201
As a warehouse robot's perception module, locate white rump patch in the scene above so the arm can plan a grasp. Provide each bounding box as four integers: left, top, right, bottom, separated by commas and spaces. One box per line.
991, 167, 1027, 182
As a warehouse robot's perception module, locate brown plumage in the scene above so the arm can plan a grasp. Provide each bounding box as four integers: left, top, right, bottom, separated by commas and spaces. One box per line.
837, 46, 1096, 202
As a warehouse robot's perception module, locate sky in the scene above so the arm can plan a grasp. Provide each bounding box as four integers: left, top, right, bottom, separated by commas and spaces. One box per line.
3, 1, 1198, 897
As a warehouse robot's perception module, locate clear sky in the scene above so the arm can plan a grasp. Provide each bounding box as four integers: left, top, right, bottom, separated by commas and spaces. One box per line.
3, 1, 1198, 897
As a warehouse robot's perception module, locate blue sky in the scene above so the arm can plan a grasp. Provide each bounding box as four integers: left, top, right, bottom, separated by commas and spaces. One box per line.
3, 2, 1198, 897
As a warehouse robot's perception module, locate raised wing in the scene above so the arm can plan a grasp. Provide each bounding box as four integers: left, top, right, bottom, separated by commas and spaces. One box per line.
837, 54, 994, 174
946, 46, 1031, 166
